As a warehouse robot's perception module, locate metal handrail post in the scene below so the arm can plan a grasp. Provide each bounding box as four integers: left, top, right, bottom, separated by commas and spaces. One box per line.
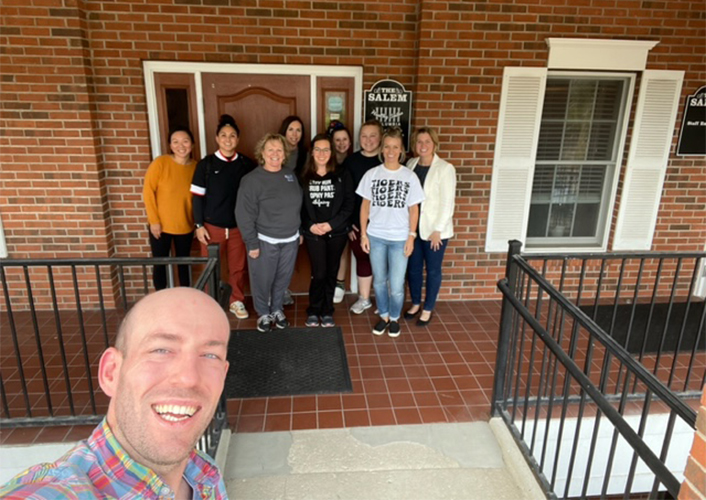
206, 243, 220, 303
491, 239, 523, 416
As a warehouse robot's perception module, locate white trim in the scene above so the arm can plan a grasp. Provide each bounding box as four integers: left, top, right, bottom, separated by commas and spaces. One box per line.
194, 71, 206, 160
143, 61, 161, 159
0, 215, 8, 259
310, 74, 318, 136
142, 61, 363, 158
546, 38, 659, 71
695, 243, 706, 298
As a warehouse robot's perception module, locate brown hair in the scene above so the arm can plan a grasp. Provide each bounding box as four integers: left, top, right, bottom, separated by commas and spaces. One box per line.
302, 133, 337, 183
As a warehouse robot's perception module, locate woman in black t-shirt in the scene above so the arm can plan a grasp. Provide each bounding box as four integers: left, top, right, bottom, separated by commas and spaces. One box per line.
301, 134, 354, 327
190, 114, 255, 320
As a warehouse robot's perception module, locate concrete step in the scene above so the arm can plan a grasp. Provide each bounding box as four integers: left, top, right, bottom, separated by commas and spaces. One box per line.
223, 420, 543, 499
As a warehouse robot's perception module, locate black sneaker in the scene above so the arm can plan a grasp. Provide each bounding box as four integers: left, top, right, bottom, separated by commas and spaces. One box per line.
257, 314, 272, 333
372, 319, 389, 336
273, 310, 289, 329
320, 315, 335, 328
305, 315, 320, 327
388, 320, 401, 338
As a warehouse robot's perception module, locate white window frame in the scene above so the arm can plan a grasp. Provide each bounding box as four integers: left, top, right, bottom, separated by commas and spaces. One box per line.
525, 71, 636, 252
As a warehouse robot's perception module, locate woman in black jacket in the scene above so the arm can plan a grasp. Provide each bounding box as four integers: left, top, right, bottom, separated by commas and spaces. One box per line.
301, 133, 354, 327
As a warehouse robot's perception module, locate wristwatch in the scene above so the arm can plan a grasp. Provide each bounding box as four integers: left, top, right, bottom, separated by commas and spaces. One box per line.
195, 223, 203, 229
409, 231, 417, 237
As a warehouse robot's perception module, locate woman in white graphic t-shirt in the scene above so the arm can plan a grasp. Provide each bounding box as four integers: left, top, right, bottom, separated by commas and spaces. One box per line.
357, 127, 425, 339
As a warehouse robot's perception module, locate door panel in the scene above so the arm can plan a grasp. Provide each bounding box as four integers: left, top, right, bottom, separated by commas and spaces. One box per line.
202, 73, 312, 293
202, 73, 311, 159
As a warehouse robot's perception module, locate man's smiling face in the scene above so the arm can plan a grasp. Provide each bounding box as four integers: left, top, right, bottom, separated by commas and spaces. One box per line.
100, 288, 230, 472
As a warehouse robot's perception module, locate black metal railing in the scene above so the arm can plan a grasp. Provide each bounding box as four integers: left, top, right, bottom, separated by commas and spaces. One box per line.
492, 241, 703, 499
521, 248, 705, 396
0, 245, 228, 458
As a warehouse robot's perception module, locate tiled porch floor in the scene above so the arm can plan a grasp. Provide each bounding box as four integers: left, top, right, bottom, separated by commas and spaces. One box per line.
0, 298, 503, 445
2, 295, 701, 445
225, 296, 502, 433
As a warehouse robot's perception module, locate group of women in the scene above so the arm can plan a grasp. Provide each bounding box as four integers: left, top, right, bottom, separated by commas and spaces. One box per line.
142, 113, 456, 337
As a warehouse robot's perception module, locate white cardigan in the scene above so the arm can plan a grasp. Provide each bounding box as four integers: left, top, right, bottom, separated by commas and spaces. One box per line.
406, 154, 457, 240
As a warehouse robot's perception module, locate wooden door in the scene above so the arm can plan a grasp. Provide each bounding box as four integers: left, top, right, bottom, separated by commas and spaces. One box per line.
202, 73, 311, 159
202, 73, 312, 293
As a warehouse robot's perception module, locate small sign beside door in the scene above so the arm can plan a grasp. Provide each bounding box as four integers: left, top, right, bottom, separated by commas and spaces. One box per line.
677, 85, 706, 156
364, 79, 413, 150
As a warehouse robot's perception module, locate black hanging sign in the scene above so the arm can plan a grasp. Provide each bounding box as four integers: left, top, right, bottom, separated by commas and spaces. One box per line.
364, 80, 413, 150
677, 85, 706, 156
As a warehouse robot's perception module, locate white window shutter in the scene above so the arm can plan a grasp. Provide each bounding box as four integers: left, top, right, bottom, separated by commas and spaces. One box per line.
485, 67, 547, 253
613, 70, 684, 251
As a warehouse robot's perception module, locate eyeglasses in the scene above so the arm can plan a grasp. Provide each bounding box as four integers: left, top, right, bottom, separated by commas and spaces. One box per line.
313, 148, 331, 153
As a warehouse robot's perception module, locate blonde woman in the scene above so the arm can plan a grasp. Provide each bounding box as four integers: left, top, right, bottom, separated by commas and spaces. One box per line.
357, 127, 425, 338
404, 127, 456, 326
236, 134, 303, 332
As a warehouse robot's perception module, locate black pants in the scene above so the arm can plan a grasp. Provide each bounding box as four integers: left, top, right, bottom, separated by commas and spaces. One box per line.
305, 233, 348, 316
149, 231, 194, 290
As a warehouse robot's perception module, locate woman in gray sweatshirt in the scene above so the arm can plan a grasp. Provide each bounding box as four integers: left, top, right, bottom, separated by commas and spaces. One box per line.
236, 133, 303, 332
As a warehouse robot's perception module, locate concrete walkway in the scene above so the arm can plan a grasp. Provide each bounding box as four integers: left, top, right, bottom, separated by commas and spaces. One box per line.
223, 420, 542, 500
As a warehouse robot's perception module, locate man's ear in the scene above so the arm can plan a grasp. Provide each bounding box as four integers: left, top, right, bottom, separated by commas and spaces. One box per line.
98, 347, 122, 398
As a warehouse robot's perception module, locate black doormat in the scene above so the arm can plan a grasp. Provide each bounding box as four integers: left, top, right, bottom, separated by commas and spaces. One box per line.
225, 327, 353, 399
578, 301, 705, 354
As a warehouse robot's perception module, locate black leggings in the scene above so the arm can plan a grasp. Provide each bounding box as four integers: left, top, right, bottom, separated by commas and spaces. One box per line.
149, 231, 194, 290
305, 233, 348, 316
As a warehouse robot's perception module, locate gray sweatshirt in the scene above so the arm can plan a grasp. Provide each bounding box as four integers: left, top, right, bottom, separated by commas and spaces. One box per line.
235, 166, 303, 251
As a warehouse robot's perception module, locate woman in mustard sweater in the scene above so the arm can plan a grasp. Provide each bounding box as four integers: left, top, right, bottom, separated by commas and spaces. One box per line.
142, 127, 197, 290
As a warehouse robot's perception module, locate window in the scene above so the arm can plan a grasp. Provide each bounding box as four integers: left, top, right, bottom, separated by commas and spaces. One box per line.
526, 75, 631, 248
485, 50, 684, 254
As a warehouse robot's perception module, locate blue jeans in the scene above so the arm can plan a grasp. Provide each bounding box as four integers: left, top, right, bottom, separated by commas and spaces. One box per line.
407, 237, 448, 311
368, 235, 408, 321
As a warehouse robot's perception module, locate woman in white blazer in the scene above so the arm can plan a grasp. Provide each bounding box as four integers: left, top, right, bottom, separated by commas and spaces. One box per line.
404, 127, 456, 326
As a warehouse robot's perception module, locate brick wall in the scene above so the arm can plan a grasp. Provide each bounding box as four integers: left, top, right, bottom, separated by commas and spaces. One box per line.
1, 0, 705, 305
679, 386, 706, 500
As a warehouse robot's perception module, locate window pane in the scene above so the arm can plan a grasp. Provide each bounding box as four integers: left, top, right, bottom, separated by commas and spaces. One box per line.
567, 80, 596, 120
165, 88, 190, 132
548, 203, 574, 237
578, 165, 605, 202
553, 166, 580, 201
573, 203, 600, 237
587, 121, 616, 160
536, 122, 564, 160
543, 81, 570, 119
528, 204, 549, 237
562, 122, 590, 160
531, 165, 555, 202
594, 80, 623, 120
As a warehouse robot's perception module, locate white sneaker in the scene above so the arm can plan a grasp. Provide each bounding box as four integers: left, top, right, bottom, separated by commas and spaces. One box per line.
350, 297, 372, 315
333, 285, 345, 304
229, 301, 249, 319
283, 289, 294, 306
